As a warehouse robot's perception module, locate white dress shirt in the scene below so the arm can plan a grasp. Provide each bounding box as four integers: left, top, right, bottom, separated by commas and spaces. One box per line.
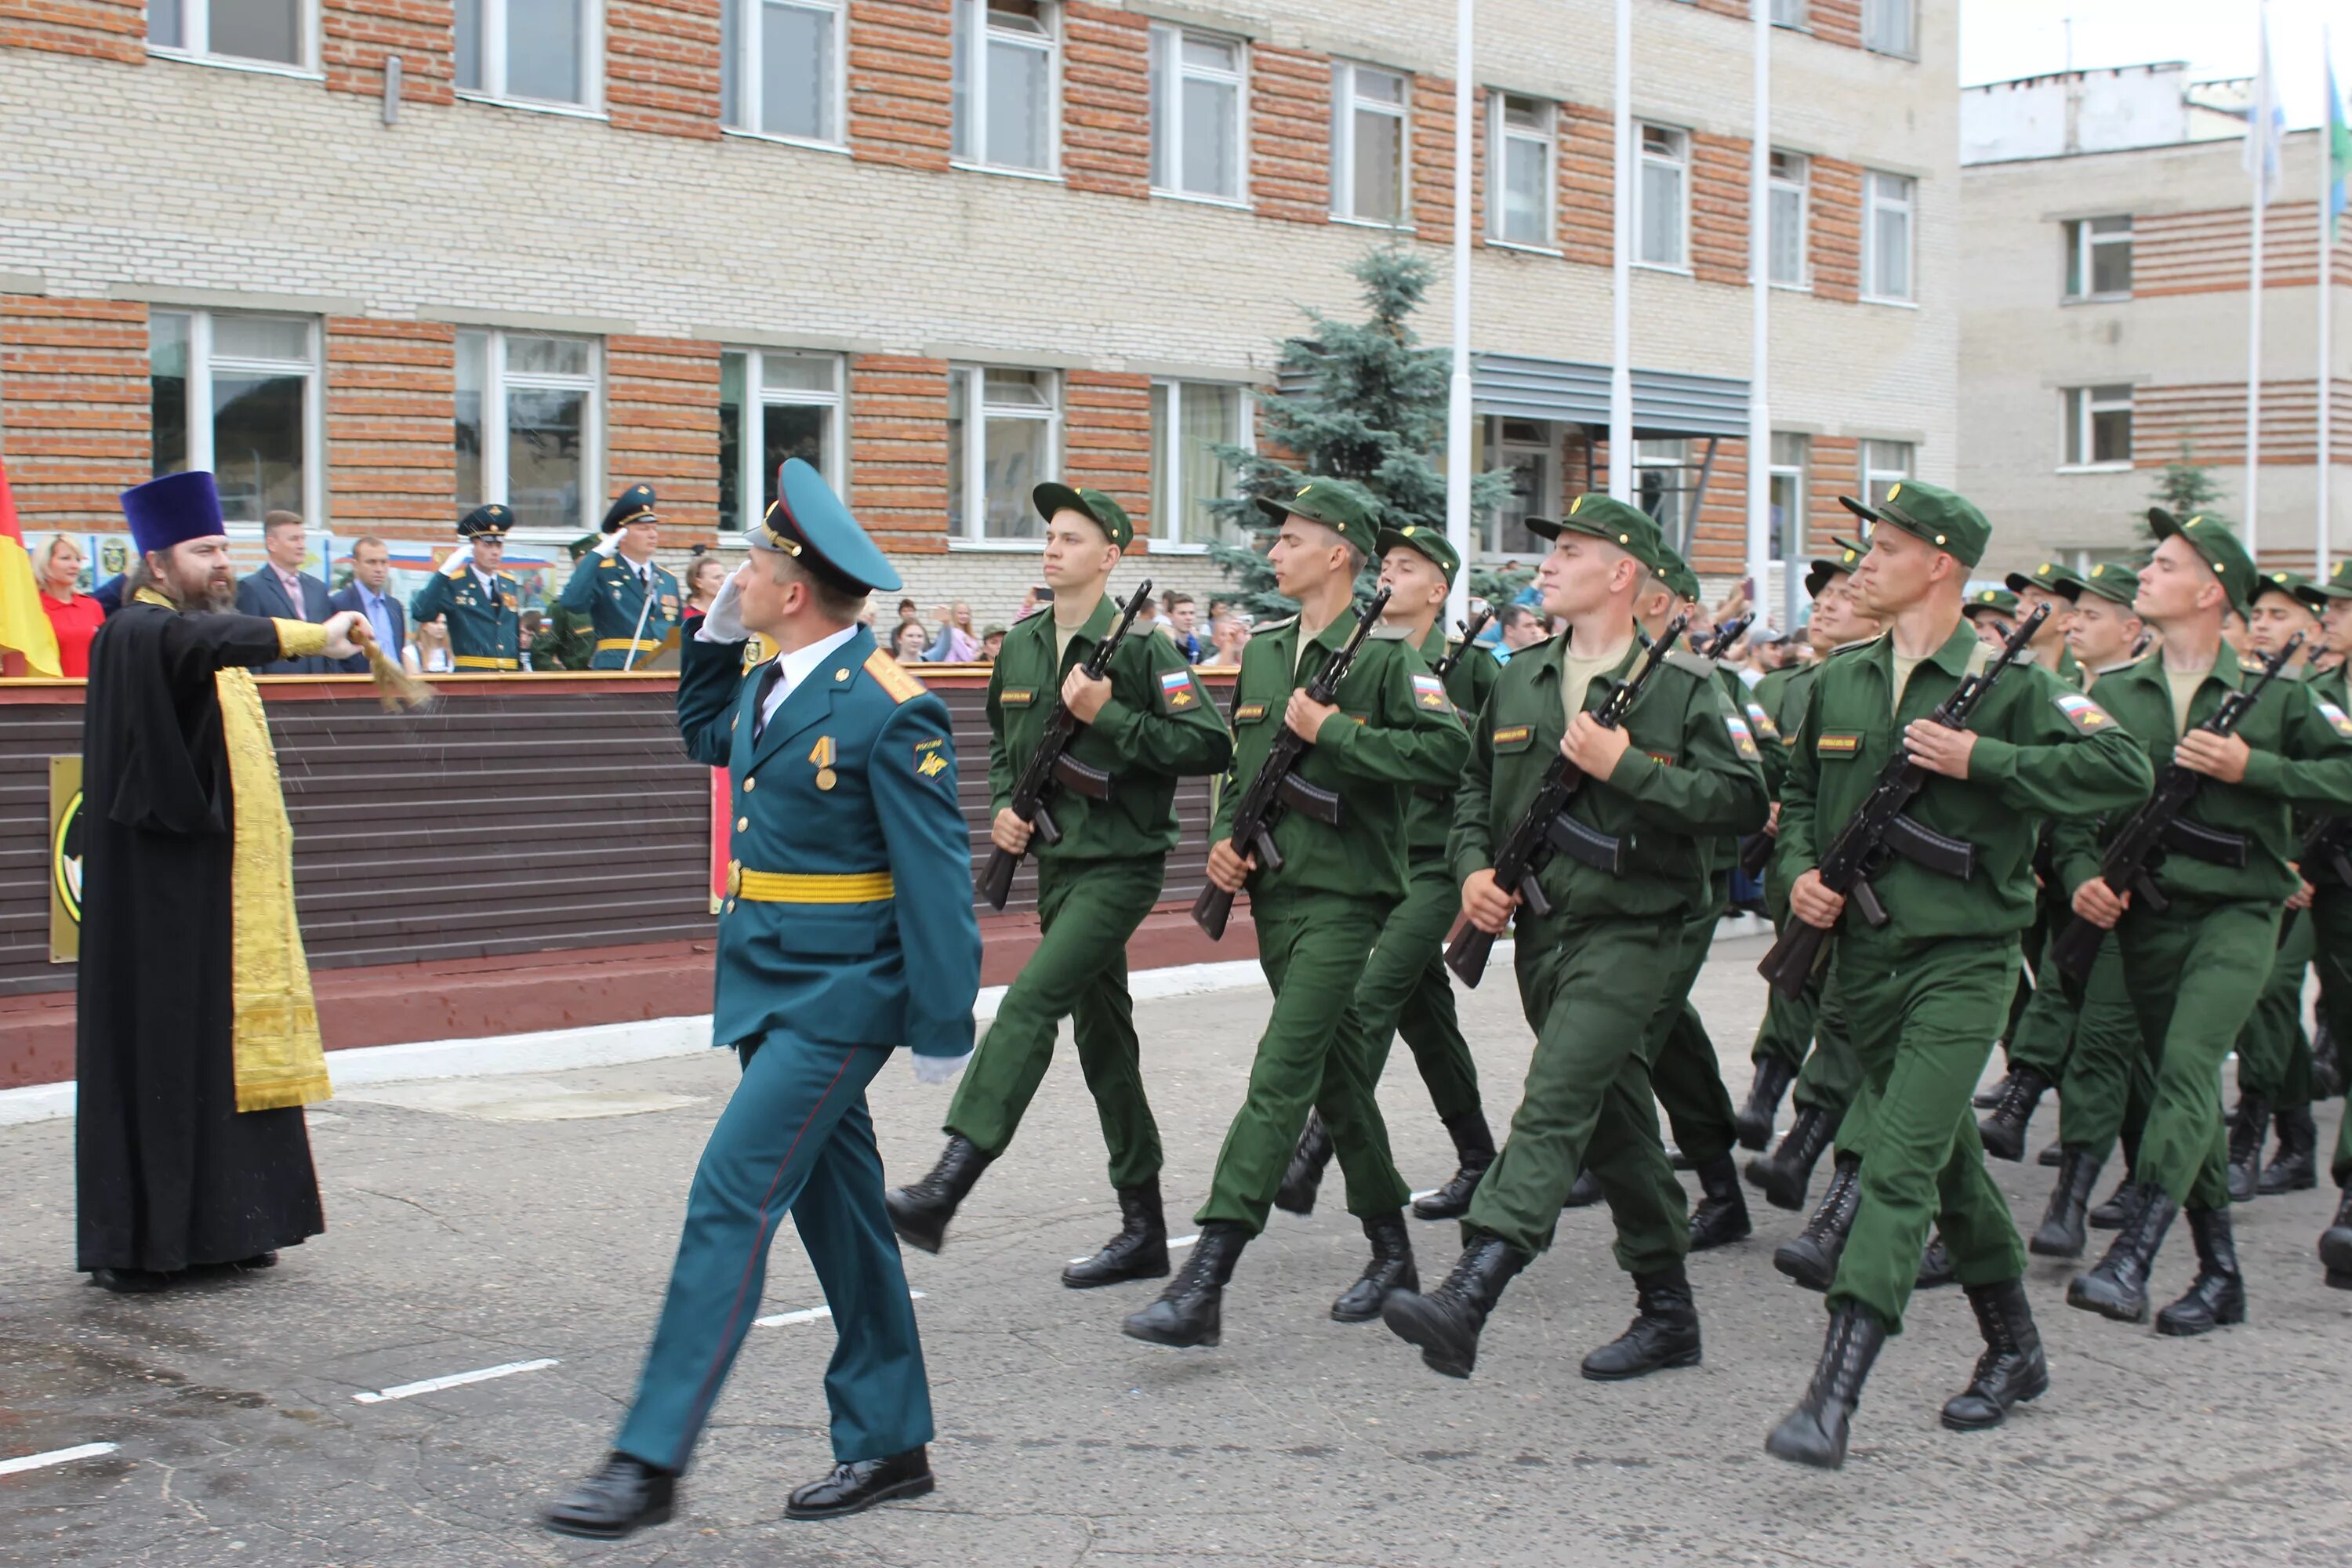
760, 622, 861, 735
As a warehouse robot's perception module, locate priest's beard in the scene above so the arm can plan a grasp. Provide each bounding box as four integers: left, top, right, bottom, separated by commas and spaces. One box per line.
133, 557, 236, 613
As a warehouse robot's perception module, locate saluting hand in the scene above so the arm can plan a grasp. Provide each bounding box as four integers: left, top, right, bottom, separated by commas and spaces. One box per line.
1284, 690, 1339, 743
1789, 868, 1846, 930
1062, 666, 1112, 723
2071, 876, 2129, 930
1205, 837, 1256, 893
2174, 730, 2250, 783
1460, 868, 1519, 935
1902, 718, 1976, 779
1561, 712, 1630, 777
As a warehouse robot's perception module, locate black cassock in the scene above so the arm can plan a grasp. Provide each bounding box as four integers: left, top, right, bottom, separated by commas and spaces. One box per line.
75, 601, 324, 1274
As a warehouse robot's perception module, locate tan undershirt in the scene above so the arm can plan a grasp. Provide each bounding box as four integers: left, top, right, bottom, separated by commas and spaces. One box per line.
1889, 651, 1929, 717
1053, 599, 1092, 667
1563, 639, 1635, 726
2165, 662, 2209, 737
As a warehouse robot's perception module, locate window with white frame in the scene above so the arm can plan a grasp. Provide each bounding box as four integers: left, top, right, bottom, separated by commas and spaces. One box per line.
1860, 439, 1912, 507
1150, 26, 1244, 201
723, 0, 842, 143
1634, 438, 1694, 553
1481, 417, 1554, 557
455, 331, 600, 532
2063, 216, 2132, 299
150, 311, 321, 524
1330, 62, 1408, 224
1861, 0, 1915, 56
947, 368, 1059, 540
1862, 170, 1915, 302
1636, 125, 1689, 268
148, 0, 310, 68
2060, 386, 2133, 469
1769, 433, 1809, 561
456, 0, 597, 105
1770, 0, 1806, 25
1492, 94, 1554, 247
1149, 381, 1249, 545
951, 0, 1057, 173
719, 350, 844, 533
1769, 150, 1809, 287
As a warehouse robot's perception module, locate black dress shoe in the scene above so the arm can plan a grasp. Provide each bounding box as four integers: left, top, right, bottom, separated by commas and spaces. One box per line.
1766, 1305, 1887, 1471
1410, 1110, 1496, 1221
2154, 1206, 2246, 1337
90, 1267, 172, 1294
544, 1453, 677, 1540
1747, 1105, 1838, 1212
1686, 1154, 1751, 1251
1977, 1065, 2051, 1162
886, 1135, 994, 1254
1940, 1277, 2047, 1431
784, 1446, 934, 1520
1381, 1232, 1527, 1379
2256, 1106, 2318, 1196
1775, 1155, 1860, 1292
1581, 1267, 1701, 1381
1064, 1181, 1170, 1289
2320, 1185, 2352, 1288
1123, 1223, 1245, 1348
1561, 1168, 1604, 1209
1332, 1210, 1417, 1322
1735, 1058, 1797, 1152
1275, 1112, 1334, 1216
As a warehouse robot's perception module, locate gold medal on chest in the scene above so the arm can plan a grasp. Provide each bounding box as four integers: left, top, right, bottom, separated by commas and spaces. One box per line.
809, 735, 838, 790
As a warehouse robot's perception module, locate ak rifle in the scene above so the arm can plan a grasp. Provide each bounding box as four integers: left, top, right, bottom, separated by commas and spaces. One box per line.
977, 578, 1154, 910
1191, 588, 1390, 940
1443, 616, 1688, 989
1755, 604, 2049, 1000
1429, 607, 1493, 683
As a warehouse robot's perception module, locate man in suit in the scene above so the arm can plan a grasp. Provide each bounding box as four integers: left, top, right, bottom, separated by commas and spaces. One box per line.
234, 510, 332, 673
543, 459, 981, 1541
327, 535, 404, 675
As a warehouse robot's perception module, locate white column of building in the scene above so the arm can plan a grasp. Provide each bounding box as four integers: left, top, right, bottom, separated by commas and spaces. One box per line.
1746, 0, 1773, 622
1609, 0, 1633, 502
1445, 0, 1475, 627
2248, 180, 2267, 554
2321, 29, 2337, 574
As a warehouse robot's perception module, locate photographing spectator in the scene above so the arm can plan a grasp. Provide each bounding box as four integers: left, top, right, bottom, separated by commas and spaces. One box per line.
924, 600, 980, 662
37, 534, 103, 677
1209, 608, 1250, 666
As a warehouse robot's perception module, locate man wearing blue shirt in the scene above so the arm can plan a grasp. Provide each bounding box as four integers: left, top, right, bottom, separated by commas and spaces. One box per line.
327, 536, 404, 673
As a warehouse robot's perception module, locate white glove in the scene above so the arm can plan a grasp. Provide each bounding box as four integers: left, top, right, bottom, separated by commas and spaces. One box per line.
909, 1050, 972, 1085
439, 540, 474, 579
321, 609, 366, 661
594, 530, 623, 558
696, 572, 747, 643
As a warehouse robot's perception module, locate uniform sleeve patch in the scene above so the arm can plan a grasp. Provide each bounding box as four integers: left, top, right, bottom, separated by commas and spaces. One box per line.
864, 648, 927, 704
1233, 701, 1269, 724
2053, 691, 2117, 735
1744, 701, 1780, 741
1817, 731, 1863, 757
913, 736, 951, 782
1411, 673, 1450, 712
1491, 724, 1534, 750
1160, 666, 1201, 713
1000, 687, 1035, 707
2317, 700, 2352, 739
1725, 715, 1762, 760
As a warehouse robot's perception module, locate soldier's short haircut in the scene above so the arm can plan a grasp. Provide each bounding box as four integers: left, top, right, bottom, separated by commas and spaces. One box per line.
770, 549, 869, 623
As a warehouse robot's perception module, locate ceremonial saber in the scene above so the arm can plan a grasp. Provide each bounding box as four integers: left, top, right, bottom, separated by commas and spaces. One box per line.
622, 568, 658, 673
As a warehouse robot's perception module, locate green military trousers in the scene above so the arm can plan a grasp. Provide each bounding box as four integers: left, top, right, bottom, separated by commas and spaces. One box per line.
2053, 929, 2152, 1166
1825, 928, 2027, 1335
2233, 907, 2314, 1111
1199, 889, 1410, 1233
1752, 898, 1861, 1119
2114, 898, 2282, 1211
1465, 913, 1689, 1274
2005, 913, 2081, 1084
1648, 902, 1740, 1168
2310, 885, 2352, 1050
1324, 853, 1484, 1211
945, 854, 1166, 1189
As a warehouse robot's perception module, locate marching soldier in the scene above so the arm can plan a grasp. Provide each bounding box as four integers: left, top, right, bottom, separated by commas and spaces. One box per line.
1381, 495, 1768, 1384
2060, 514, 2352, 1338
886, 485, 1231, 1285
543, 459, 979, 1539
1963, 586, 2020, 645
561, 483, 684, 670
1764, 481, 2150, 1469
1273, 522, 1501, 1252
409, 503, 523, 671
1120, 482, 1466, 1349
2308, 561, 2352, 1286
2005, 561, 2089, 686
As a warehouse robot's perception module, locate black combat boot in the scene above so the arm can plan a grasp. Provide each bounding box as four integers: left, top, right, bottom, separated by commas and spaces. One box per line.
1916, 1232, 1956, 1290
1976, 1064, 2052, 1162
2154, 1206, 2246, 1336
1774, 1154, 1861, 1292
1687, 1154, 1752, 1250
1735, 1059, 1797, 1151
1274, 1112, 1334, 1216
2312, 1017, 2343, 1098
884, 1134, 995, 1254
2225, 1095, 2270, 1203
2321, 1184, 2352, 1289
1411, 1110, 1497, 1221
2037, 1140, 2064, 1167
1122, 1223, 1247, 1348
2089, 1172, 2138, 1230
1940, 1277, 2049, 1430
1746, 1105, 1838, 1212
1973, 1063, 2015, 1109
2028, 1148, 2104, 1258
1380, 1232, 1529, 1379
1581, 1266, 1703, 1381
2256, 1105, 2318, 1195
1062, 1181, 1170, 1288
1765, 1305, 1889, 1471
1331, 1210, 1417, 1323
2067, 1181, 2179, 1323
1562, 1168, 1604, 1208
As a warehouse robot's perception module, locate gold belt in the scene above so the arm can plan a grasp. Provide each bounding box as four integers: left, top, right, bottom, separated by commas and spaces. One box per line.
727, 864, 895, 903
597, 637, 662, 653
452, 655, 521, 670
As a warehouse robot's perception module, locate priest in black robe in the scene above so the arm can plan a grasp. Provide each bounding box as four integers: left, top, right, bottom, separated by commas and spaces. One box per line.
76, 470, 365, 1294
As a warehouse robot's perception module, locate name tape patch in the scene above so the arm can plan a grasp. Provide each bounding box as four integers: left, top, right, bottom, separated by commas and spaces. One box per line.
1817, 731, 1864, 756
1234, 701, 1269, 723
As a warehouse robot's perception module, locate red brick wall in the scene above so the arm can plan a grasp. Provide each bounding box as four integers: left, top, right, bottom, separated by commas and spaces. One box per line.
0, 296, 150, 530
848, 354, 950, 552
1250, 44, 1330, 224
604, 338, 721, 539
324, 318, 456, 532
1062, 370, 1151, 541
1811, 0, 1862, 49
1409, 75, 1456, 243
1688, 437, 1748, 576
1807, 435, 1858, 554
1694, 0, 1748, 17
1062, 2, 1149, 198
321, 0, 456, 105
607, 0, 722, 138
848, 0, 953, 172
0, 0, 143, 61
1558, 103, 1614, 269
1689, 132, 1750, 287
1810, 157, 1862, 303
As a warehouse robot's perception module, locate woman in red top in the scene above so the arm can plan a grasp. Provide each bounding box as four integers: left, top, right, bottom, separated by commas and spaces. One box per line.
38, 535, 104, 678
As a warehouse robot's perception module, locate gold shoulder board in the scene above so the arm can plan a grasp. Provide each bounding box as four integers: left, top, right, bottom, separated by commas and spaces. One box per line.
864, 648, 927, 704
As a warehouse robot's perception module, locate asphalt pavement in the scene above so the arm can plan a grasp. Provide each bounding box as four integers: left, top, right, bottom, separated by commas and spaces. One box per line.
5, 931, 2350, 1566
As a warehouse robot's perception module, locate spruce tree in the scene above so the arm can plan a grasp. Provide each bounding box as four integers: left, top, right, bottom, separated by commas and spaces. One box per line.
1205, 247, 1511, 618
2144, 445, 2229, 529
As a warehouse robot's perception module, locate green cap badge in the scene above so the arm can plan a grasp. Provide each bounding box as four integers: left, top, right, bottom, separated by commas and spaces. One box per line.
2005, 561, 2089, 599
2072, 561, 2141, 608
1964, 586, 2021, 619
1526, 492, 1668, 576
1804, 537, 1867, 600
2254, 568, 2339, 613
2147, 507, 2256, 618
1375, 521, 1461, 586
1655, 543, 1702, 604
1840, 480, 1993, 569
1033, 483, 1134, 550
1257, 479, 1376, 544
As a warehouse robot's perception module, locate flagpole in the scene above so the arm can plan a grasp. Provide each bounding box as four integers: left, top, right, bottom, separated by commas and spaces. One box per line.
1746, 0, 1773, 626
1609, 0, 1633, 503
2321, 31, 2337, 575
1444, 0, 1473, 630
2246, 0, 2270, 554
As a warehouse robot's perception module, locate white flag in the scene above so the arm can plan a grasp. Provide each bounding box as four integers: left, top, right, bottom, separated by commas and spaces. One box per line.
2244, 9, 2285, 205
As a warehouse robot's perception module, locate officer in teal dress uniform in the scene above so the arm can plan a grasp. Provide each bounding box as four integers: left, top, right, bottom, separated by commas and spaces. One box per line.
408, 504, 523, 670
561, 483, 685, 670
543, 459, 982, 1541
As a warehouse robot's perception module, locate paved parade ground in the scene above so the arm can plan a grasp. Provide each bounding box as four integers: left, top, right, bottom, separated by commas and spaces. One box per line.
5, 931, 2350, 1567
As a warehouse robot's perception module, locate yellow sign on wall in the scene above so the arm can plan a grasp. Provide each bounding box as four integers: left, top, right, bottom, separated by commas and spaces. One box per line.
50, 755, 82, 964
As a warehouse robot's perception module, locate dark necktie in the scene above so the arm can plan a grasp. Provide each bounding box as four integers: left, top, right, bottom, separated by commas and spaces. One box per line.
752, 660, 785, 742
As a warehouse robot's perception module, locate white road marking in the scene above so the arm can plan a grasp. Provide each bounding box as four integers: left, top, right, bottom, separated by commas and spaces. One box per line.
1410, 1189, 1438, 1201
757, 1290, 926, 1328
351, 1358, 559, 1403
1068, 1234, 1198, 1265
0, 1443, 118, 1476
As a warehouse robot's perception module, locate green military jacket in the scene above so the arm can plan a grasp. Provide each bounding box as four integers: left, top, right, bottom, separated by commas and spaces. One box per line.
1403, 622, 1500, 856
1778, 620, 2154, 943
1214, 609, 1468, 904
986, 595, 1233, 862
1718, 663, 1787, 796
1450, 631, 1770, 920
2050, 646, 2352, 907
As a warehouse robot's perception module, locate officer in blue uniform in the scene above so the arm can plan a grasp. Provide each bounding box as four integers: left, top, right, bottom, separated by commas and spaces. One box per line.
408, 504, 523, 670
561, 482, 685, 670
543, 459, 982, 1541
